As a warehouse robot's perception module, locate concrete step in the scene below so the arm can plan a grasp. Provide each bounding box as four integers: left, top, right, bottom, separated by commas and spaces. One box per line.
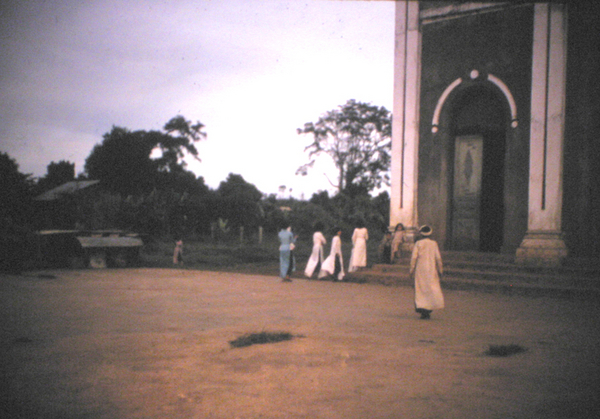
380, 251, 599, 274
370, 264, 600, 288
345, 270, 600, 300
346, 252, 600, 300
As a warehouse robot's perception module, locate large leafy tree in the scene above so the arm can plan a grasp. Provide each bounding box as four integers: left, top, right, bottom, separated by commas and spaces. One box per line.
297, 99, 392, 195
84, 115, 206, 195
156, 115, 206, 173
85, 127, 157, 195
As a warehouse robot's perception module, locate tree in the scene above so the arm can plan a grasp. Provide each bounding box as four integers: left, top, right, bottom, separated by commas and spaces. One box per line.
35, 160, 75, 193
297, 99, 392, 195
156, 115, 206, 173
85, 126, 157, 195
84, 115, 206, 195
0, 152, 34, 225
216, 173, 263, 229
0, 152, 36, 271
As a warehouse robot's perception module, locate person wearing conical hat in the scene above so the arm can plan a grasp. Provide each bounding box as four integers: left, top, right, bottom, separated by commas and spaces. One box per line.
409, 225, 444, 319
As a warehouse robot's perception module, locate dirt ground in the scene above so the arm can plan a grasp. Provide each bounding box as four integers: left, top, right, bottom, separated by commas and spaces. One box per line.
1, 268, 599, 419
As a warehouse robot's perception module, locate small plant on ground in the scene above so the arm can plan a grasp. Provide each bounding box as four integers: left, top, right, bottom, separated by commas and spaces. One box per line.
485, 344, 527, 357
229, 331, 296, 348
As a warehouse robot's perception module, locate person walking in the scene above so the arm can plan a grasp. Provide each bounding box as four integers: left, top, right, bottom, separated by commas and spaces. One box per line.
409, 225, 444, 319
287, 226, 298, 278
391, 223, 405, 262
304, 222, 326, 278
319, 227, 345, 281
348, 220, 368, 273
278, 223, 296, 282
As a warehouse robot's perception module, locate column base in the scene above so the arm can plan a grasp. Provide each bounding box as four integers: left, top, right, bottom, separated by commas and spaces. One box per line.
515, 231, 568, 267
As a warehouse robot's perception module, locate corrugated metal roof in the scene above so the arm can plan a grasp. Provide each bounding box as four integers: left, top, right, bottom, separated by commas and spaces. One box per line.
76, 236, 143, 248
35, 180, 100, 201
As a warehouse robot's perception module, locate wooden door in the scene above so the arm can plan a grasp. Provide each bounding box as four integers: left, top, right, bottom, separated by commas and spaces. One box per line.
451, 135, 483, 250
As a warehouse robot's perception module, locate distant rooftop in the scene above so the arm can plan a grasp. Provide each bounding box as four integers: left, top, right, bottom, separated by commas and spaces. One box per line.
35, 180, 100, 201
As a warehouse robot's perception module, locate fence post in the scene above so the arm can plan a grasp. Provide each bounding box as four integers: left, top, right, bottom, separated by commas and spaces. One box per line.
258, 226, 263, 245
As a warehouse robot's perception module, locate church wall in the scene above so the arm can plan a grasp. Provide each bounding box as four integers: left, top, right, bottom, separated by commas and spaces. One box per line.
562, 2, 600, 258
417, 4, 534, 251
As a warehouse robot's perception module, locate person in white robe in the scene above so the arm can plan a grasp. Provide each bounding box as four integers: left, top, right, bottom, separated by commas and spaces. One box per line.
304, 222, 326, 278
348, 221, 368, 273
409, 225, 444, 319
319, 228, 345, 280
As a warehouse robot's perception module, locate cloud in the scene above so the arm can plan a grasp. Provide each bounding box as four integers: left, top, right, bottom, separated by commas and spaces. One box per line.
0, 0, 394, 197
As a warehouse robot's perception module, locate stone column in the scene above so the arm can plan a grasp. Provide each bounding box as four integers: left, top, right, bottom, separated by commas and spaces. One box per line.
390, 0, 421, 231
516, 2, 568, 266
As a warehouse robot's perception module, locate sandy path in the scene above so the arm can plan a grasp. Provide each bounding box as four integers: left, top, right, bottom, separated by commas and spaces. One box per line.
1, 268, 599, 418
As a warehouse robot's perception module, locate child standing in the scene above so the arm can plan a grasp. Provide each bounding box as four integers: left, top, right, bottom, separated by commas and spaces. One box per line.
173, 238, 184, 265
391, 223, 405, 262
379, 230, 393, 264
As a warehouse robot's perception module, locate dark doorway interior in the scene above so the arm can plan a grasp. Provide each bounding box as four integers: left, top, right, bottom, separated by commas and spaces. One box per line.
451, 85, 507, 252
480, 130, 505, 251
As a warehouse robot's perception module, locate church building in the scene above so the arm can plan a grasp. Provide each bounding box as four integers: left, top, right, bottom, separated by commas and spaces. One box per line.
389, 1, 599, 265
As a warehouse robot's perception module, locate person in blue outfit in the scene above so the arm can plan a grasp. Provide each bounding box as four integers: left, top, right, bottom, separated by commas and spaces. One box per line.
278, 223, 296, 282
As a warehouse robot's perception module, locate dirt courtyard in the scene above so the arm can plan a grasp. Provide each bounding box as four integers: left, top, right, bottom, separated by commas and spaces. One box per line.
1, 268, 599, 419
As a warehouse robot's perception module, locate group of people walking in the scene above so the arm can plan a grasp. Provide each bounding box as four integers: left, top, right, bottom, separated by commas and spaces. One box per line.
303, 223, 345, 281
174, 219, 444, 320
300, 220, 371, 282
278, 221, 445, 320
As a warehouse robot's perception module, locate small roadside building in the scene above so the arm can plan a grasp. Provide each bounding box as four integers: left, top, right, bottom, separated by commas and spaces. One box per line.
389, 1, 599, 265
34, 181, 143, 268
36, 230, 143, 269
34, 180, 100, 230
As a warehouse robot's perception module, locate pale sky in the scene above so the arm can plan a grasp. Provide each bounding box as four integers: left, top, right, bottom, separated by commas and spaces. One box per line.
0, 0, 395, 199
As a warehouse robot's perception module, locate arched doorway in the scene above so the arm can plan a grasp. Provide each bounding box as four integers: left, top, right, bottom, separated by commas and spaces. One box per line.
448, 84, 509, 252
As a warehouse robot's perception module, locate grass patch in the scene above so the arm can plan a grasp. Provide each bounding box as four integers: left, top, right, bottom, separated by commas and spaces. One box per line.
141, 239, 281, 272
229, 331, 296, 348
140, 235, 383, 276
485, 344, 527, 357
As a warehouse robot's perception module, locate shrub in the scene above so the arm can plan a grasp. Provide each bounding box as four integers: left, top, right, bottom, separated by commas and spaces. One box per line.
229, 331, 295, 348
